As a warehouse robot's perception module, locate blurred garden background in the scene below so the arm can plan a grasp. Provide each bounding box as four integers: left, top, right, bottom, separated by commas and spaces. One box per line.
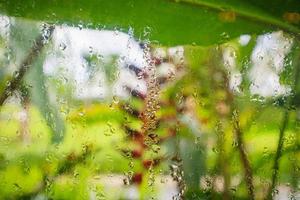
0, 0, 299, 199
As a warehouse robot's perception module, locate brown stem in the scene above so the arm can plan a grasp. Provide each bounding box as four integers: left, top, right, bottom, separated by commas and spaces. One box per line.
141, 46, 160, 137
120, 103, 141, 118
0, 25, 55, 106
266, 111, 289, 200
233, 110, 255, 200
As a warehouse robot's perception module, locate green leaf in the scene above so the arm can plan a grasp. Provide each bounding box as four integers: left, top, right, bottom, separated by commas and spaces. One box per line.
0, 0, 299, 45
8, 18, 65, 143
180, 138, 206, 187
25, 53, 66, 143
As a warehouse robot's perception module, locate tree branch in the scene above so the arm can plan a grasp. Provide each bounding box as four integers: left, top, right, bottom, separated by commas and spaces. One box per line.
233, 110, 255, 200
0, 25, 55, 106
267, 110, 289, 200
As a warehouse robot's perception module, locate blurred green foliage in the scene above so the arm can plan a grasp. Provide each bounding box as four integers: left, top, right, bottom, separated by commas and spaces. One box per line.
0, 0, 299, 45
0, 0, 299, 199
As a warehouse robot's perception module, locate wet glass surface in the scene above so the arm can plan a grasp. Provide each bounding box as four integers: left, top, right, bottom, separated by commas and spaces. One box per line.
0, 1, 299, 199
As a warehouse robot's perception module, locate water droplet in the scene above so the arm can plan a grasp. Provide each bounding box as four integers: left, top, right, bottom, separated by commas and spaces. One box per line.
123, 178, 130, 185
112, 95, 119, 104
97, 53, 104, 60
89, 46, 93, 55
59, 43, 67, 51
78, 23, 83, 30
220, 32, 230, 41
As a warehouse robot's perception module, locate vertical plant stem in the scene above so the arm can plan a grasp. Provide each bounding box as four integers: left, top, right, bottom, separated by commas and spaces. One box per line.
267, 110, 289, 200
0, 25, 54, 106
233, 111, 255, 200
266, 39, 300, 199
139, 45, 161, 199
141, 47, 160, 136
290, 118, 300, 198
290, 41, 300, 197
219, 43, 255, 199
215, 120, 230, 200
209, 47, 231, 199
172, 129, 186, 200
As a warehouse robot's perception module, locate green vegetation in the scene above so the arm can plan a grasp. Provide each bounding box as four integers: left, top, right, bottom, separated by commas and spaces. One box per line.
0, 0, 299, 199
